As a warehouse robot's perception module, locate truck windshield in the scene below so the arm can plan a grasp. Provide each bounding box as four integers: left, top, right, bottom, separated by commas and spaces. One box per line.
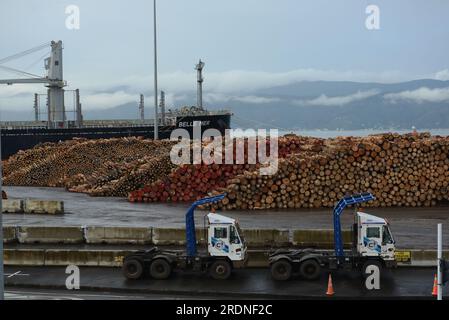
383, 226, 394, 244
234, 223, 245, 244
230, 226, 240, 244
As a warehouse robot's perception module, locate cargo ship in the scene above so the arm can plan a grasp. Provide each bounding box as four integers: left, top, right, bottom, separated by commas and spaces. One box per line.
0, 107, 231, 159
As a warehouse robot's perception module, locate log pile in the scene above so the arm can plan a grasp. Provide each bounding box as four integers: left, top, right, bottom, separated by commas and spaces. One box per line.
128, 136, 320, 203
4, 132, 449, 210
128, 163, 258, 203
68, 153, 175, 197
3, 139, 86, 177
3, 137, 177, 197
205, 132, 449, 210
278, 134, 324, 157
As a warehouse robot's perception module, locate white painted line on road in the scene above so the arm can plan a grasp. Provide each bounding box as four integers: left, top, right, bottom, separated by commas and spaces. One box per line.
5, 291, 83, 300
5, 270, 30, 278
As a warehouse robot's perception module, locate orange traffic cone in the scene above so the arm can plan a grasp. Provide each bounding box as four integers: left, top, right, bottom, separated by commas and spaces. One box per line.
326, 274, 335, 296
432, 274, 438, 296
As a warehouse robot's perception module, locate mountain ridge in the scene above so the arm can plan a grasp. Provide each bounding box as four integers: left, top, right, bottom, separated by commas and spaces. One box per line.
1, 79, 448, 130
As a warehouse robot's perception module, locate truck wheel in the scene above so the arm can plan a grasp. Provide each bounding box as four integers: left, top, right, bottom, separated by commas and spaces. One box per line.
122, 259, 144, 280
209, 260, 232, 280
361, 260, 382, 279
150, 259, 172, 280
299, 259, 321, 280
271, 260, 292, 281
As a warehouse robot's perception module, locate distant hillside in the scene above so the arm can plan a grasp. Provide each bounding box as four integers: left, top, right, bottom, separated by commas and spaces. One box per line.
215, 79, 449, 129
261, 79, 449, 97
2, 79, 449, 130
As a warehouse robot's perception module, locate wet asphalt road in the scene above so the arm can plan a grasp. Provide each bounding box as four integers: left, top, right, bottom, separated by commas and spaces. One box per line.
4, 266, 448, 299
4, 288, 219, 300
3, 186, 449, 249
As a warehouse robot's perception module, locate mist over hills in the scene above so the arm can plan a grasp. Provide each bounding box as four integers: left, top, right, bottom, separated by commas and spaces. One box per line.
2, 79, 449, 130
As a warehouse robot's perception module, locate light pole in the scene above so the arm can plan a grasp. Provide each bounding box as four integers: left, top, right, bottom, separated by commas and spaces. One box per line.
153, 0, 159, 140
437, 223, 442, 300
0, 125, 4, 300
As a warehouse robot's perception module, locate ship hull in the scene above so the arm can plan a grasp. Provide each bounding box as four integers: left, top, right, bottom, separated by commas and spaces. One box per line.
1, 114, 231, 159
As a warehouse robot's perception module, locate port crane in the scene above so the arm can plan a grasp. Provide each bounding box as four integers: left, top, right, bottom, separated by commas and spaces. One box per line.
0, 41, 67, 128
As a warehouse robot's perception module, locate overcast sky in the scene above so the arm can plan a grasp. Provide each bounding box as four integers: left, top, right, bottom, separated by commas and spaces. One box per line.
1, 0, 449, 110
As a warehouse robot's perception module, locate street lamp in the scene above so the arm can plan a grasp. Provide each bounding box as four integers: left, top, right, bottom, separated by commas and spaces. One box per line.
0, 124, 4, 300
437, 223, 442, 300
153, 0, 159, 140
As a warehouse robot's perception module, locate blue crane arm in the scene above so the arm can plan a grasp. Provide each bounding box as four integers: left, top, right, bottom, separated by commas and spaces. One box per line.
186, 193, 226, 257
333, 192, 375, 258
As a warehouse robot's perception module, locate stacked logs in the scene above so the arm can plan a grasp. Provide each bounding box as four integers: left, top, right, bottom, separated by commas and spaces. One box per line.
68, 153, 176, 197
278, 134, 324, 158
3, 139, 86, 177
205, 133, 449, 210
128, 136, 320, 203
5, 132, 448, 210
128, 163, 258, 203
3, 137, 176, 195
6, 135, 317, 201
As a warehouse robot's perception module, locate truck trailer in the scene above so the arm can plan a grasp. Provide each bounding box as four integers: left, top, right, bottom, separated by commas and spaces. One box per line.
269, 193, 397, 281
122, 194, 247, 280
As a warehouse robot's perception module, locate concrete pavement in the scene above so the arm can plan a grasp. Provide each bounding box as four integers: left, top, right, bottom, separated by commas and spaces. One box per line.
4, 186, 449, 249
4, 266, 449, 299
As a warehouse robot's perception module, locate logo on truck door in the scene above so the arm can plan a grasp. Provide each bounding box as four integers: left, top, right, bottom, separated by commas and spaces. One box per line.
211, 237, 229, 253
363, 237, 381, 253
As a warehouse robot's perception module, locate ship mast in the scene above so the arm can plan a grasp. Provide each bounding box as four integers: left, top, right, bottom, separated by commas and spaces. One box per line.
139, 94, 145, 121
196, 59, 205, 110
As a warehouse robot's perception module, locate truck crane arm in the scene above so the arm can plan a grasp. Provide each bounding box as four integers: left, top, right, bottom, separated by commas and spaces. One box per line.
333, 192, 375, 259
186, 193, 226, 257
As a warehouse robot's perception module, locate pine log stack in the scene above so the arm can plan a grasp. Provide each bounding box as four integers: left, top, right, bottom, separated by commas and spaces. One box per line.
128, 136, 319, 203
3, 137, 176, 193
205, 132, 449, 210
4, 133, 448, 210
128, 163, 258, 203
69, 153, 176, 197
3, 139, 86, 177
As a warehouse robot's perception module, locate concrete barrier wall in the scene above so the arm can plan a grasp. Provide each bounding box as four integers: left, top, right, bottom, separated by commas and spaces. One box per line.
4, 248, 447, 268
2, 199, 23, 213
152, 228, 206, 245
3, 249, 130, 267
16, 226, 84, 244
244, 229, 290, 247
2, 225, 447, 267
2, 226, 17, 243
44, 250, 130, 267
293, 229, 352, 248
2, 199, 64, 215
402, 250, 449, 267
2, 249, 269, 268
151, 228, 291, 247
23, 200, 64, 215
5, 225, 346, 247
4, 249, 45, 266
85, 227, 152, 244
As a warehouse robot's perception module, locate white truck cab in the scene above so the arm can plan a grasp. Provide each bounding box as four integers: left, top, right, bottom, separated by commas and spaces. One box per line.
357, 212, 395, 261
207, 213, 247, 262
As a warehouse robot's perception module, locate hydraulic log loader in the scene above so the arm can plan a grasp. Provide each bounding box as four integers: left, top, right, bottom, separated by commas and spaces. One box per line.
122, 194, 247, 280
269, 193, 397, 281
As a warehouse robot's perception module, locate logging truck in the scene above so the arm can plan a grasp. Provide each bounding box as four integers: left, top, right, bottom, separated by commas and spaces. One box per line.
122, 194, 247, 280
269, 193, 397, 281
